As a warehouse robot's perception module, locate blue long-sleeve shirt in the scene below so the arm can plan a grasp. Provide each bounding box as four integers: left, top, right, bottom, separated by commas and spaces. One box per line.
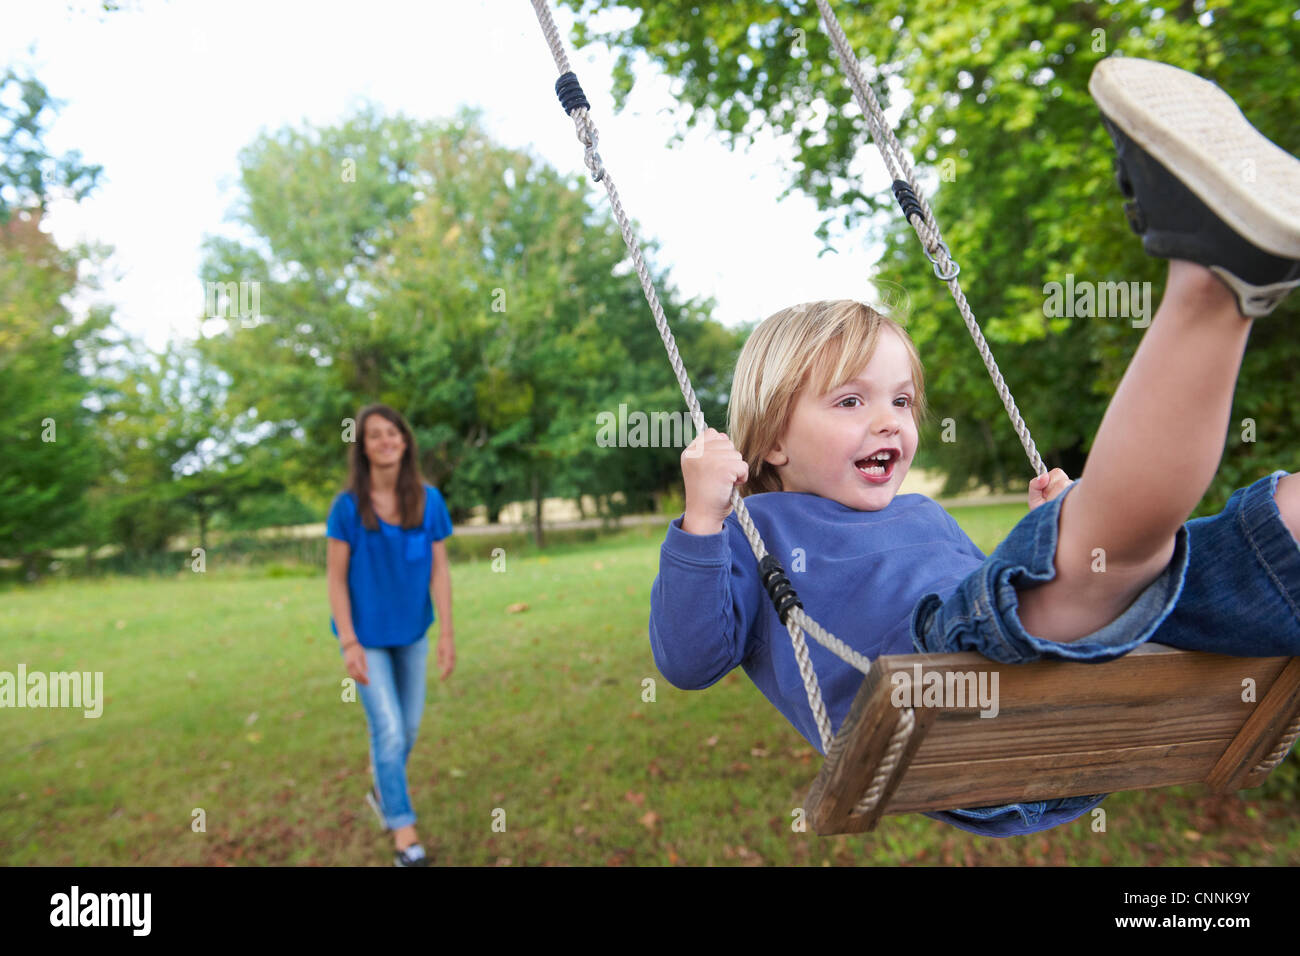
649, 490, 1105, 838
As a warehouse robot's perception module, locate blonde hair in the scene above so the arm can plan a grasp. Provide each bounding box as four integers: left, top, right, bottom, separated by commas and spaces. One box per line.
727, 300, 929, 496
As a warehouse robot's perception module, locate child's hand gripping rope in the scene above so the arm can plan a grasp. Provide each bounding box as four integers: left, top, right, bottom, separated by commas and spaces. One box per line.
1029, 468, 1072, 511
681, 427, 749, 535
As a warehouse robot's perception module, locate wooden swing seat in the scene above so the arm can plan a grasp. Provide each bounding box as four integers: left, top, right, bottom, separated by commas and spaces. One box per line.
806, 644, 1300, 835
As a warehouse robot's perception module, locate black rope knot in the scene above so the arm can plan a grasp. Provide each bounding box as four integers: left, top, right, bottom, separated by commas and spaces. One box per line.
891, 179, 924, 223
555, 72, 590, 114
758, 554, 804, 627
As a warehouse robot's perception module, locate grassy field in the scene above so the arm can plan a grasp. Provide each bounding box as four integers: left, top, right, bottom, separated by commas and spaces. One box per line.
1, 503, 1296, 866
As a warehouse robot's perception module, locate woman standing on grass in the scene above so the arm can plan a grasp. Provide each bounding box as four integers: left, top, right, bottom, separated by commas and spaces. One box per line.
325, 404, 455, 867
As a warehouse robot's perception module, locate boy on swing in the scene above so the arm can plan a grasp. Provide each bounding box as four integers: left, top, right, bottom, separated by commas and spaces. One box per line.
649, 57, 1300, 836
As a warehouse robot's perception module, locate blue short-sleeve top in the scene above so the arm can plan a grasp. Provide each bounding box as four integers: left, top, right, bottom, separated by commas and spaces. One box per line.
326, 483, 454, 647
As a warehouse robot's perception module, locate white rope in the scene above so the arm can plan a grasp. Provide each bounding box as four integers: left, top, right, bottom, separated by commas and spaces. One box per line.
1254, 711, 1300, 774
529, 0, 885, 753
811, 0, 1047, 479
855, 707, 915, 813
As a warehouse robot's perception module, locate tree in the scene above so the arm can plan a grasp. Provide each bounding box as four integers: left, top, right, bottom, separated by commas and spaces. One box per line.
0, 68, 111, 577
558, 0, 1300, 511
199, 104, 742, 543
0, 67, 102, 225
89, 333, 285, 559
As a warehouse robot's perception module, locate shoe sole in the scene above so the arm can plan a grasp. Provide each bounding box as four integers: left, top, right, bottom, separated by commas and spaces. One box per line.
1089, 57, 1300, 259
394, 848, 430, 866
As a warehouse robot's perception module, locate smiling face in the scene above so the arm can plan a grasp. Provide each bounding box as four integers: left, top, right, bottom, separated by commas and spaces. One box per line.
363, 413, 407, 469
762, 326, 918, 512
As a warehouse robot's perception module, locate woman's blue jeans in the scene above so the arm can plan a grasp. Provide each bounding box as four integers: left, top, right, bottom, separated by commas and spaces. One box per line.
347, 635, 428, 830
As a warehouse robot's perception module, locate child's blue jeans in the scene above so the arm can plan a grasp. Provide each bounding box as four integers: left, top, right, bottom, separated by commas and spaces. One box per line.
343, 635, 429, 830
909, 469, 1300, 836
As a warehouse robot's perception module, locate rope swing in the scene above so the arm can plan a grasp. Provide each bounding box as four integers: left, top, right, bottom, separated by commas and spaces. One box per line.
528, 0, 1300, 828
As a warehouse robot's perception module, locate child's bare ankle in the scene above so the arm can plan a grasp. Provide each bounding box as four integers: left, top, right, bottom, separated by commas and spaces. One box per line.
1165, 259, 1244, 317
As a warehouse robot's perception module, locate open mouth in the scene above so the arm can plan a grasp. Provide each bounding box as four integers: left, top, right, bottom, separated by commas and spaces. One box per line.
855, 450, 898, 482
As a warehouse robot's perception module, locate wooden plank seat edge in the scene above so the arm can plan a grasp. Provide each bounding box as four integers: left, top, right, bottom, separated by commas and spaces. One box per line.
805, 644, 1300, 836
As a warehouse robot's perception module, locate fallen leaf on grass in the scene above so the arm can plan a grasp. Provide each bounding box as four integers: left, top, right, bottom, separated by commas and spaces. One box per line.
638, 811, 659, 830
624, 791, 646, 807
506, 603, 530, 614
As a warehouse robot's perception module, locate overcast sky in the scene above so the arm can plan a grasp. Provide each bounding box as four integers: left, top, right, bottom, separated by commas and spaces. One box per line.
3, 0, 904, 352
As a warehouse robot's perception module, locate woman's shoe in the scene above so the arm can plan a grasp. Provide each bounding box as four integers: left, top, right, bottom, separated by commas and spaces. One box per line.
394, 843, 430, 867
1089, 56, 1300, 317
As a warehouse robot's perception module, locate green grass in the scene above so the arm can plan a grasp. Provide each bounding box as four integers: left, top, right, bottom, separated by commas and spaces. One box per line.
1, 506, 1296, 866
944, 501, 1035, 555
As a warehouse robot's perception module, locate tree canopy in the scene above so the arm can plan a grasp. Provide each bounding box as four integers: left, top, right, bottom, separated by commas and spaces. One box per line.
198, 105, 743, 541
558, 0, 1300, 509
0, 68, 112, 574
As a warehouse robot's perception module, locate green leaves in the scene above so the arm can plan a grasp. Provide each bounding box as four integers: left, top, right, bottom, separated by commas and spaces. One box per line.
200, 104, 744, 524
0, 131, 108, 568
558, 0, 1300, 503
0, 68, 104, 224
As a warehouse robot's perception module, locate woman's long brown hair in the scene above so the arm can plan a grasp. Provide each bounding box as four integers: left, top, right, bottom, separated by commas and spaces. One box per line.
346, 404, 428, 531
